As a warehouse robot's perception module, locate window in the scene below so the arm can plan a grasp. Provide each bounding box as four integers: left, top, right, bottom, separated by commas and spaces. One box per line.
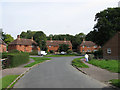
87, 46, 90, 48
94, 50, 97, 52
82, 46, 84, 48
94, 46, 97, 48
31, 45, 34, 48
82, 50, 84, 52
87, 50, 91, 52
49, 46, 51, 47
107, 48, 111, 54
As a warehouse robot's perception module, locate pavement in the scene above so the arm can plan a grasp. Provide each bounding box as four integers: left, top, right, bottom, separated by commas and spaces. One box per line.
77, 59, 119, 84
0, 58, 35, 78
14, 57, 115, 89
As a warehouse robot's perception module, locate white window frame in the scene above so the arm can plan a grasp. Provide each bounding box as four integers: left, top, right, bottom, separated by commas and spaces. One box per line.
49, 46, 51, 47
107, 48, 111, 54
82, 46, 84, 48
94, 45, 97, 48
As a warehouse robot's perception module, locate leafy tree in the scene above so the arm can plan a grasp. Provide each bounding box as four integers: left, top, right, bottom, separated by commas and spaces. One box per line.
58, 44, 69, 52
86, 8, 120, 46
2, 33, 14, 44
33, 31, 47, 51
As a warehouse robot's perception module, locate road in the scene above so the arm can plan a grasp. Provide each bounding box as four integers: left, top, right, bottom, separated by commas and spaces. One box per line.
14, 56, 112, 88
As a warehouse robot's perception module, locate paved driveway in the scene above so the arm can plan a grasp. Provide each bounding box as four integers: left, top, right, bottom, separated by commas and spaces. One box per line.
14, 56, 113, 88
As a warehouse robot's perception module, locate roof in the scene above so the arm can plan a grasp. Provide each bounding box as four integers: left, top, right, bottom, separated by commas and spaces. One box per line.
80, 41, 96, 47
0, 39, 7, 46
103, 32, 120, 48
9, 38, 37, 45
46, 40, 72, 46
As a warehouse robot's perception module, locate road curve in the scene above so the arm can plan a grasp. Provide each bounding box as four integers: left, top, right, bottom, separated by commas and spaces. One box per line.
14, 56, 112, 88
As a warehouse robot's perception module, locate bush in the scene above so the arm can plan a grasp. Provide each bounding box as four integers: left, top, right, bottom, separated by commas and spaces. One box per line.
67, 50, 73, 54
94, 49, 103, 59
2, 52, 8, 59
88, 54, 94, 60
8, 49, 21, 53
3, 53, 29, 68
29, 50, 38, 55
50, 50, 54, 54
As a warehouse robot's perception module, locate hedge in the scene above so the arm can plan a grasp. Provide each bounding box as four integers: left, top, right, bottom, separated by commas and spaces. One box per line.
3, 53, 29, 68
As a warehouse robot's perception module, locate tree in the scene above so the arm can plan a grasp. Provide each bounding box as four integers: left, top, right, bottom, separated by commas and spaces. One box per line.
33, 31, 47, 51
86, 7, 120, 46
2, 33, 14, 45
58, 44, 69, 52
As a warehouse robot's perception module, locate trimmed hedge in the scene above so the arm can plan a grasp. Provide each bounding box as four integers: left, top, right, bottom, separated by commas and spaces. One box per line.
3, 53, 29, 68
29, 50, 38, 55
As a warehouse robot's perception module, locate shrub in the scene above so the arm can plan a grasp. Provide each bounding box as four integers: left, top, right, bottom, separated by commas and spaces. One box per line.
8, 49, 20, 53
50, 50, 54, 54
3, 53, 29, 68
88, 54, 94, 60
67, 50, 73, 54
2, 52, 8, 59
93, 49, 103, 59
29, 50, 38, 55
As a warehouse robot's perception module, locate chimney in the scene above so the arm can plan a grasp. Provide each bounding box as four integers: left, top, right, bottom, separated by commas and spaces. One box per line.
50, 37, 53, 42
17, 35, 20, 40
64, 38, 66, 42
31, 37, 33, 41
83, 39, 85, 43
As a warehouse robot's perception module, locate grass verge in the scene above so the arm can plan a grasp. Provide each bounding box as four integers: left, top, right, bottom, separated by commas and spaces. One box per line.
45, 54, 79, 57
72, 57, 89, 68
88, 59, 120, 73
109, 79, 120, 88
24, 57, 51, 67
0, 75, 19, 89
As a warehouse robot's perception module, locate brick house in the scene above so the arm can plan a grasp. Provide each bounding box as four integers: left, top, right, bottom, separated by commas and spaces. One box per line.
102, 32, 120, 60
77, 39, 101, 53
46, 38, 72, 52
8, 35, 40, 52
0, 39, 7, 52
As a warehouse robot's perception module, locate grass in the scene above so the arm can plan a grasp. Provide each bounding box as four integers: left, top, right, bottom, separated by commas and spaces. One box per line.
72, 57, 89, 68
88, 59, 120, 73
45, 54, 79, 57
24, 57, 51, 67
109, 79, 120, 88
0, 75, 19, 89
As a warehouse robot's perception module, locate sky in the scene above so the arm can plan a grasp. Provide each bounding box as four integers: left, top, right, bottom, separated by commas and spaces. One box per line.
0, 0, 119, 39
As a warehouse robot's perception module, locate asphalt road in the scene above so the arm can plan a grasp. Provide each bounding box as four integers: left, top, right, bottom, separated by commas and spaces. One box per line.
14, 56, 113, 89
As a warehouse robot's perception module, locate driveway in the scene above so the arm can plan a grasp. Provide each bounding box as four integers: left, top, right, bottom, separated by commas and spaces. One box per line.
14, 56, 113, 88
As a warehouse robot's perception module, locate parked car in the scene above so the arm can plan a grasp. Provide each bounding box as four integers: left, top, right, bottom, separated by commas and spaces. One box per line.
60, 51, 66, 55
38, 51, 47, 56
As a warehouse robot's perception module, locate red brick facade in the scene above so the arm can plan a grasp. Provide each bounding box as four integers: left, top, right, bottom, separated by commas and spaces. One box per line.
78, 40, 101, 53
8, 35, 40, 52
46, 38, 72, 52
0, 39, 7, 52
102, 32, 120, 60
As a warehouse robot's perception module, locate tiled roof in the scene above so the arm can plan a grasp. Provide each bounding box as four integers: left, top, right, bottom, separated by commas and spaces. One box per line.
9, 38, 37, 45
46, 40, 72, 46
80, 41, 96, 47
0, 39, 7, 46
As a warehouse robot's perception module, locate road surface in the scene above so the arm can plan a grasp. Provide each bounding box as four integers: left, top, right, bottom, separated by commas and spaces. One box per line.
14, 56, 113, 89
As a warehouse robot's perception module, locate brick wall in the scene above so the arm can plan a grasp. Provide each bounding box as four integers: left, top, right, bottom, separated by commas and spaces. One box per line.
102, 32, 119, 60
0, 44, 7, 52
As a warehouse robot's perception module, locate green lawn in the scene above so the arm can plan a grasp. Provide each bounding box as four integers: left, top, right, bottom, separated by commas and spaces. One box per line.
0, 75, 19, 89
88, 59, 120, 73
45, 54, 79, 57
24, 57, 51, 67
109, 79, 120, 88
72, 57, 89, 68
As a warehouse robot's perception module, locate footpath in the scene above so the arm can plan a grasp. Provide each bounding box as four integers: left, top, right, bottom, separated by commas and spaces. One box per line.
77, 58, 119, 88
0, 58, 35, 78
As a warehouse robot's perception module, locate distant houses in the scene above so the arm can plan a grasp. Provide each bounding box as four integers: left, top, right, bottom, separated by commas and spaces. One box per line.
0, 39, 7, 52
77, 39, 101, 53
102, 32, 120, 60
46, 38, 72, 52
8, 35, 40, 52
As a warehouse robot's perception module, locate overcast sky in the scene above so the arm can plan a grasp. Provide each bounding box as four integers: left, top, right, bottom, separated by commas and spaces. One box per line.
0, 0, 119, 39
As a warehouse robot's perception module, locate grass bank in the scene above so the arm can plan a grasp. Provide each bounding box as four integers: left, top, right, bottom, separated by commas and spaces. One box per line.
24, 57, 51, 67
109, 79, 120, 88
88, 59, 120, 73
0, 75, 19, 89
45, 54, 79, 57
72, 57, 89, 68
